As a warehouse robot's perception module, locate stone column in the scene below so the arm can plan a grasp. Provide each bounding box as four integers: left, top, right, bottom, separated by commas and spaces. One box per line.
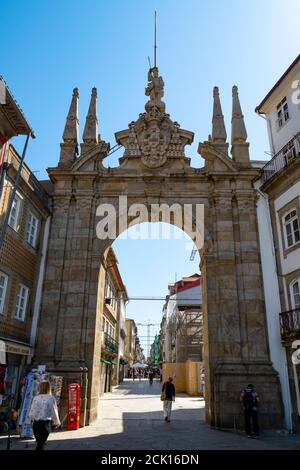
36, 191, 105, 425
35, 195, 72, 364
203, 187, 283, 429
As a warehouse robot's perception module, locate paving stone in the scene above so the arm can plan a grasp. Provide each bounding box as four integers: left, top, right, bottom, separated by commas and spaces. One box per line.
1, 379, 299, 451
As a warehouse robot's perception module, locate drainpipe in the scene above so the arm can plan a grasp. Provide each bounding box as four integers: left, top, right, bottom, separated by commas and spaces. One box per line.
28, 215, 51, 360
79, 367, 89, 427
256, 187, 293, 432
292, 361, 300, 417
257, 112, 275, 157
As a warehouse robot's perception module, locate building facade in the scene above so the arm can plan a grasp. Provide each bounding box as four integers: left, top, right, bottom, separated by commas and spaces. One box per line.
161, 274, 203, 364
125, 319, 137, 375
0, 145, 51, 422
100, 247, 127, 393
0, 78, 53, 432
134, 336, 145, 364
115, 289, 128, 385
149, 335, 160, 367
255, 54, 300, 431
160, 274, 204, 395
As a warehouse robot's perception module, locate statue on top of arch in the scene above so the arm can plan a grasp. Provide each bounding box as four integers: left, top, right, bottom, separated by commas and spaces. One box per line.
145, 67, 166, 113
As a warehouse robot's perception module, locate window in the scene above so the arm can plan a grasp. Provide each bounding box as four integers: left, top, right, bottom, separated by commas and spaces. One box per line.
111, 288, 115, 309
8, 196, 21, 231
26, 212, 39, 247
291, 280, 300, 309
104, 277, 109, 298
0, 272, 8, 314
283, 141, 296, 165
284, 209, 300, 248
277, 97, 289, 129
106, 280, 111, 302
15, 284, 29, 321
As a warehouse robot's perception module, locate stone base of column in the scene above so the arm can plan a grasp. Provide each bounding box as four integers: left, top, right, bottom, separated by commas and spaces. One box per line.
38, 361, 93, 428
208, 361, 283, 430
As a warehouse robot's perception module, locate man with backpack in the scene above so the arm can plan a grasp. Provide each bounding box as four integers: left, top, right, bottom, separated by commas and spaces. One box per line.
240, 383, 260, 438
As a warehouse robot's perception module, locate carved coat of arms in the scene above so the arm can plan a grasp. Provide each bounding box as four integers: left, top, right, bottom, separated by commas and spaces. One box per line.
137, 118, 171, 168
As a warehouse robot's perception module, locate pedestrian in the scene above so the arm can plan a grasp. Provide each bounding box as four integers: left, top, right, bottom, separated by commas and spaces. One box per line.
240, 383, 260, 438
149, 369, 154, 385
29, 380, 61, 450
161, 376, 175, 423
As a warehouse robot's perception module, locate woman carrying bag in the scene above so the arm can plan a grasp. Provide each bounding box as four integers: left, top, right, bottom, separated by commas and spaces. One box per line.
161, 376, 175, 422
29, 380, 61, 450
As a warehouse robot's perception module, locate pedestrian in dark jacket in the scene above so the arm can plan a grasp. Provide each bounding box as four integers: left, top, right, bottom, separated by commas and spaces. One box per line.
162, 377, 175, 422
240, 384, 260, 438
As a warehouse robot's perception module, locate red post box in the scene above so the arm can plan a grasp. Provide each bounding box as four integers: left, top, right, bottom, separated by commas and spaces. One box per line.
67, 383, 81, 430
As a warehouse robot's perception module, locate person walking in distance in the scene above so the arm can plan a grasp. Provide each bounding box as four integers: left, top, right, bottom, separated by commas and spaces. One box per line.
240, 384, 260, 438
162, 377, 175, 423
29, 380, 61, 450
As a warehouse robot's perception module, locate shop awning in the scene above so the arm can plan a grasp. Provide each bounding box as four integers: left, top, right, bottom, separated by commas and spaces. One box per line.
0, 337, 31, 357
101, 358, 115, 365
0, 76, 35, 138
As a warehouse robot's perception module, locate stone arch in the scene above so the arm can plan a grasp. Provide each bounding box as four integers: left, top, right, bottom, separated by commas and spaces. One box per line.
35, 77, 283, 430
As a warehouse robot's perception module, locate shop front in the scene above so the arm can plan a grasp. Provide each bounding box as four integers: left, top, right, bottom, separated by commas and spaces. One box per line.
118, 357, 127, 384
0, 338, 31, 433
100, 358, 115, 394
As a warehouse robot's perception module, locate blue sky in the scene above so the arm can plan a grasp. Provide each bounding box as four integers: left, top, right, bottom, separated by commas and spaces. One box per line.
113, 224, 200, 354
2, 0, 299, 355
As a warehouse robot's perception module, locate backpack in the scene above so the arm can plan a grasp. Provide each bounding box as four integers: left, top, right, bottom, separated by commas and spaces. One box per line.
243, 389, 257, 410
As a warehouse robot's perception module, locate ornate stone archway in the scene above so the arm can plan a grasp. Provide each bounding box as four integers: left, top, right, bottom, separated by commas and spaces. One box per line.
36, 74, 283, 429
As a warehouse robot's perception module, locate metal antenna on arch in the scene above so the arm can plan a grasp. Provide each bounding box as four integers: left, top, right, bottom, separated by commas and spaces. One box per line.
147, 12, 157, 71
154, 10, 157, 68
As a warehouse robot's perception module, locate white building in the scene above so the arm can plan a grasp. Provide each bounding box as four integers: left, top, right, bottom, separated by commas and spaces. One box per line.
161, 274, 202, 364
255, 54, 300, 432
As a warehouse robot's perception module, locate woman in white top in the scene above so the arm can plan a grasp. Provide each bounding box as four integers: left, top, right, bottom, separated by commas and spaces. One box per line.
29, 380, 61, 450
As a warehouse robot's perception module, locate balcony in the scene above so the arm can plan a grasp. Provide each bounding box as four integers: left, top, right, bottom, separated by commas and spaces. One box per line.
261, 131, 300, 184
102, 332, 119, 355
279, 308, 300, 342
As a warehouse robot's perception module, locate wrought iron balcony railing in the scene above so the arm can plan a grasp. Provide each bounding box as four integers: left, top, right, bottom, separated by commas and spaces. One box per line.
261, 131, 300, 184
279, 307, 300, 342
102, 332, 119, 355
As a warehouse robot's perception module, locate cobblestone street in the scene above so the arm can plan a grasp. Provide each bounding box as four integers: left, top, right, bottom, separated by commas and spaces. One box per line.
1, 379, 300, 451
